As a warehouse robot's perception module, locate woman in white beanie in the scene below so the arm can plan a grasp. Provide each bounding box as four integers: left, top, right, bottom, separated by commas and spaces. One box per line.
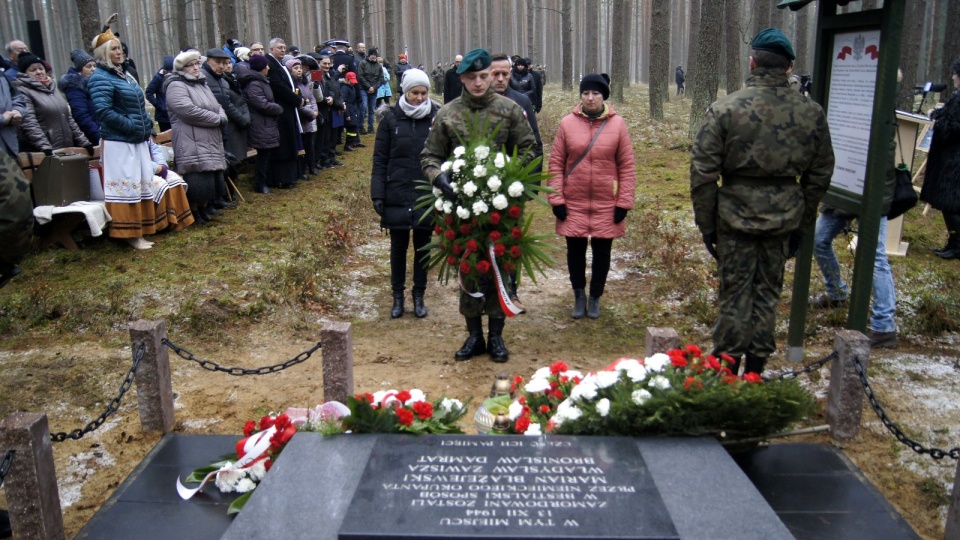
370, 68, 440, 319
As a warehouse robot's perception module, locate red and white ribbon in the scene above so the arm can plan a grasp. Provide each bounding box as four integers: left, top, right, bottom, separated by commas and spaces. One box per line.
489, 244, 523, 317
176, 426, 276, 500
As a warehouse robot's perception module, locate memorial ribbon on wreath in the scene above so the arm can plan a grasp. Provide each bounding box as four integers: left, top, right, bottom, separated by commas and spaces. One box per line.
176, 425, 276, 500
490, 244, 523, 317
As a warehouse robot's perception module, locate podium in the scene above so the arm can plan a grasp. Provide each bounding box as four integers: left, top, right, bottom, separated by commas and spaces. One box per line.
886, 111, 931, 256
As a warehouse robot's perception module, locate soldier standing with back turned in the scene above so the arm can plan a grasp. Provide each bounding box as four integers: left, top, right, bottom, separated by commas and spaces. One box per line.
421, 48, 537, 363
690, 28, 835, 376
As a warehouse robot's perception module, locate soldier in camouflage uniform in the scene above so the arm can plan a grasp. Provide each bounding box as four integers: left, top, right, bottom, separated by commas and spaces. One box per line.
421, 48, 537, 363
690, 28, 835, 375
0, 73, 32, 287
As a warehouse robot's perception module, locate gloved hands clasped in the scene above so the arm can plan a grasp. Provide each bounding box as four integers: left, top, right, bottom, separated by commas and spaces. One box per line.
433, 172, 456, 200
702, 233, 718, 260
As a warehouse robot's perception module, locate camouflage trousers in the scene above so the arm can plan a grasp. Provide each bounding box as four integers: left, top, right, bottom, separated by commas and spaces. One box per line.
712, 232, 789, 360
459, 275, 506, 319
0, 151, 34, 267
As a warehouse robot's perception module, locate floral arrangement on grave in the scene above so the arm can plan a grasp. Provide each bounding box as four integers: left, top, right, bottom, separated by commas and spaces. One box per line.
482, 346, 815, 440
177, 390, 468, 513
417, 116, 554, 316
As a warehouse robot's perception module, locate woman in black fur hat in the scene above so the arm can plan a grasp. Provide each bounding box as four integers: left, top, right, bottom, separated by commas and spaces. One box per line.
921, 58, 960, 259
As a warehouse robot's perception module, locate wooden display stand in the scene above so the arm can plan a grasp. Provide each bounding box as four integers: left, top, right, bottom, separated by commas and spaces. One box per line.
883, 111, 930, 256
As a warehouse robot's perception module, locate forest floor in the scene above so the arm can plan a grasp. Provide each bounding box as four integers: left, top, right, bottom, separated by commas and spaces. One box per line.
1, 85, 959, 539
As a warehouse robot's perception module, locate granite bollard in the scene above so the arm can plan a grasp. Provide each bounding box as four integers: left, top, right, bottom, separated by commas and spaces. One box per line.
645, 327, 680, 357
321, 321, 353, 404
825, 330, 871, 442
129, 319, 175, 433
0, 413, 65, 540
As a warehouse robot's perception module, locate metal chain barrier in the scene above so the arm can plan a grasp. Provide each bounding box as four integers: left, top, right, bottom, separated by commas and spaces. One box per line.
162, 338, 322, 376
0, 449, 13, 487
764, 351, 837, 381
853, 355, 960, 460
50, 343, 145, 443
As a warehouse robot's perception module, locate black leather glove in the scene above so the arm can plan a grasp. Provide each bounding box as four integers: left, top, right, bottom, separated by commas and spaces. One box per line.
84, 145, 95, 156
372, 199, 384, 216
702, 233, 718, 260
552, 204, 568, 221
614, 207, 628, 224
433, 172, 456, 200
788, 231, 804, 259
42, 149, 53, 156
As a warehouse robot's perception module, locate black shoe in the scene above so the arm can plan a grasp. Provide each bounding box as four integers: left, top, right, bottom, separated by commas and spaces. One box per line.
354, 142, 367, 148
343, 145, 356, 152
810, 294, 848, 309
212, 199, 237, 210
0, 264, 22, 289
331, 160, 344, 166
455, 317, 486, 361
206, 206, 223, 216
335, 151, 343, 156
487, 318, 509, 362
390, 294, 404, 319
253, 186, 272, 194
195, 209, 210, 223
278, 183, 295, 189
572, 288, 586, 319
867, 329, 899, 349
587, 296, 601, 319
413, 293, 427, 318
358, 128, 367, 135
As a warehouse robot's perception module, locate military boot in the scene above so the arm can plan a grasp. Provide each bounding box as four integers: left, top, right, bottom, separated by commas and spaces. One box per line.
572, 289, 586, 319
390, 292, 404, 319
744, 354, 767, 376
487, 317, 509, 363
454, 317, 486, 361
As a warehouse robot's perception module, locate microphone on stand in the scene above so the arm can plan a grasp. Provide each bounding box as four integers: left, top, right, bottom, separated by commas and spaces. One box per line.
914, 82, 948, 114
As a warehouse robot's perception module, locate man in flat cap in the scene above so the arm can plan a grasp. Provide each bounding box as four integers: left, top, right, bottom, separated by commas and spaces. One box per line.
421, 48, 537, 363
690, 28, 835, 376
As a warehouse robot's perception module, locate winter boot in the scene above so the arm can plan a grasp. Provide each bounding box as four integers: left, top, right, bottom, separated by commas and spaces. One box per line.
454, 317, 486, 361
487, 317, 509, 362
587, 296, 601, 319
572, 289, 587, 319
413, 291, 427, 318
936, 234, 960, 260
744, 354, 767, 376
390, 292, 404, 319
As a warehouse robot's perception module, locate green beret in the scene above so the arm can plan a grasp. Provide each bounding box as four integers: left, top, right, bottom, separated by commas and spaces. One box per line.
456, 48, 492, 74
751, 27, 796, 61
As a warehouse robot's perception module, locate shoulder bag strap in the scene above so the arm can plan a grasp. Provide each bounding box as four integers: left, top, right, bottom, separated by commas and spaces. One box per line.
565, 118, 608, 178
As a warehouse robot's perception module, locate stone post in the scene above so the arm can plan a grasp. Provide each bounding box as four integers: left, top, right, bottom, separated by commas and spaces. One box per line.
129, 319, 175, 433
321, 322, 354, 404
645, 327, 680, 357
0, 413, 65, 539
946, 460, 960, 540
825, 330, 871, 442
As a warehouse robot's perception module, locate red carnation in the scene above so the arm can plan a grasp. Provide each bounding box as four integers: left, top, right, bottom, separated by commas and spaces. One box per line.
539, 404, 551, 414
243, 420, 256, 437
453, 243, 463, 255
722, 373, 738, 385
477, 260, 491, 273
518, 395, 526, 404
447, 255, 458, 266
259, 415, 276, 431
445, 229, 456, 241
503, 262, 516, 273
683, 376, 703, 391
511, 227, 523, 239
444, 214, 454, 225
685, 344, 703, 357
396, 408, 415, 426
489, 230, 502, 242
514, 375, 523, 385
553, 389, 565, 400
412, 401, 434, 419
514, 416, 531, 433
550, 361, 568, 374
459, 224, 472, 235
396, 390, 412, 402
489, 212, 501, 225
494, 243, 506, 257
720, 353, 736, 365
743, 373, 763, 383
510, 245, 522, 258
705, 355, 722, 371
466, 239, 478, 253
671, 355, 688, 368
264, 459, 273, 471
434, 225, 443, 235
274, 413, 292, 432
549, 380, 559, 389
508, 206, 522, 219
460, 261, 471, 274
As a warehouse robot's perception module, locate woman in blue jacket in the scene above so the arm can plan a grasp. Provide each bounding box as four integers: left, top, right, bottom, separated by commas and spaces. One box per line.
59, 49, 100, 145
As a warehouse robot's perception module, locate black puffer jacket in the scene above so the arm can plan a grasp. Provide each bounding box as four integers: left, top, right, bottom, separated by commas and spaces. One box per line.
370, 101, 440, 230
921, 90, 960, 213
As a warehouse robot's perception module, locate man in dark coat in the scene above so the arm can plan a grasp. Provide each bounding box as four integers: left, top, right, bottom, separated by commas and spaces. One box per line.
0, 73, 31, 287
317, 54, 345, 168
357, 47, 385, 134
266, 38, 305, 188
443, 54, 463, 103
145, 55, 174, 131
676, 65, 685, 96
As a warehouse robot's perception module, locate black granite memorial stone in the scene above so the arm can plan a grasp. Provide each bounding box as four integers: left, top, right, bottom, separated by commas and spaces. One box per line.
337, 435, 679, 540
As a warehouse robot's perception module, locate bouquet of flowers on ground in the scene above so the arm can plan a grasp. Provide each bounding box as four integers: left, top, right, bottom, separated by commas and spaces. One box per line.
491, 346, 815, 440
417, 115, 554, 315
482, 361, 583, 435
178, 390, 467, 513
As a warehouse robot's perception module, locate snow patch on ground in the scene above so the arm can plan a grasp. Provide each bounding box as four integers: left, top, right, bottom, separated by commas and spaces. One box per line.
58, 447, 116, 508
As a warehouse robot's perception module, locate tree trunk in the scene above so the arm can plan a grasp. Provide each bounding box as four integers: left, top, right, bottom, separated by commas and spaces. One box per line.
769, 3, 783, 29
329, 0, 346, 39
561, 0, 573, 90
685, 0, 700, 92
649, 0, 670, 120
897, 0, 926, 101
940, 0, 960, 99
351, 0, 363, 44
751, 0, 769, 38
584, 0, 600, 73
793, 4, 808, 73
216, 0, 238, 45
384, 0, 397, 60
725, 0, 742, 95
203, 0, 217, 48
76, 0, 101, 48
689, 0, 724, 136
610, 0, 631, 102
527, 0, 538, 61
175, 0, 188, 49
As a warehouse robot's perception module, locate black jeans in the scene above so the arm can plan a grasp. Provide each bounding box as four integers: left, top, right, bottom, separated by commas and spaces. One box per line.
254, 147, 271, 189
390, 228, 432, 295
566, 236, 614, 298
302, 132, 316, 173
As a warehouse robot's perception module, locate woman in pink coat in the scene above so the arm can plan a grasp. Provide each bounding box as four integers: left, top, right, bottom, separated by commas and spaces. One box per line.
548, 73, 636, 319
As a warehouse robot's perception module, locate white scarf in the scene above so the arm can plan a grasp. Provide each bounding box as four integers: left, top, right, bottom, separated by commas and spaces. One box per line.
399, 95, 433, 119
